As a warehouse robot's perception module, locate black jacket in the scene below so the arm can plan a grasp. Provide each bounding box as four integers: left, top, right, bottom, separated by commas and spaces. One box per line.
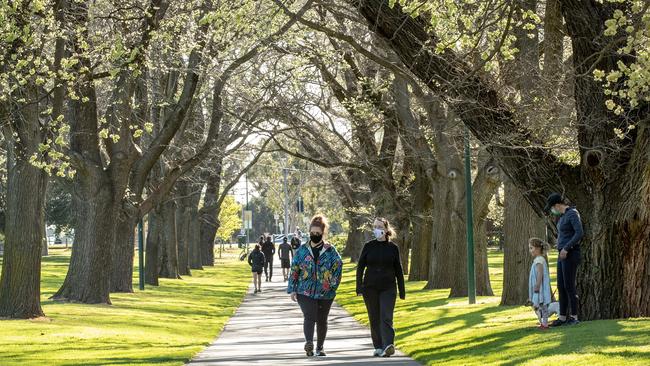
356, 240, 406, 299
248, 250, 265, 271
261, 240, 275, 259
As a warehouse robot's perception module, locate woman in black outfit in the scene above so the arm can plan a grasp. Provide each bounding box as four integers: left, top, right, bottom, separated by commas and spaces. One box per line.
248, 244, 266, 293
356, 217, 405, 358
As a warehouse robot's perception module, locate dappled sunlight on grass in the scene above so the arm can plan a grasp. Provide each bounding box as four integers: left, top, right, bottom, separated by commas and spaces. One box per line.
336, 251, 650, 365
0, 248, 250, 366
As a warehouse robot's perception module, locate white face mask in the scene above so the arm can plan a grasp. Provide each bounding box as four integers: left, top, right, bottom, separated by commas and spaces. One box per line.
373, 228, 385, 239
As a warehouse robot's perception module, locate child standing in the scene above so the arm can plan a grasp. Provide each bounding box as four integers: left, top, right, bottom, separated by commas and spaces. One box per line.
528, 237, 552, 329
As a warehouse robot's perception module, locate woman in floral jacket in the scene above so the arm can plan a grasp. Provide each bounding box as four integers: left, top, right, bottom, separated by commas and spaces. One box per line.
287, 214, 343, 357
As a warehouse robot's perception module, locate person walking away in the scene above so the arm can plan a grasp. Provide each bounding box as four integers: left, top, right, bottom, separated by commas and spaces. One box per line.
356, 217, 405, 358
544, 193, 583, 326
288, 215, 343, 357
278, 237, 293, 281
528, 238, 552, 329
248, 244, 265, 293
261, 235, 276, 282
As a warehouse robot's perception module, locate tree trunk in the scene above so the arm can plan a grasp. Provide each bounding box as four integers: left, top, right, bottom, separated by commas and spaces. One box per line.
574, 177, 650, 319
145, 207, 162, 286
175, 183, 191, 276
408, 166, 434, 281
199, 178, 219, 266
52, 168, 116, 304
110, 214, 137, 292
41, 224, 49, 257
500, 180, 546, 305
188, 184, 203, 270
0, 160, 48, 318
426, 178, 458, 290
474, 214, 493, 296
393, 213, 410, 275
159, 200, 181, 279
342, 212, 366, 262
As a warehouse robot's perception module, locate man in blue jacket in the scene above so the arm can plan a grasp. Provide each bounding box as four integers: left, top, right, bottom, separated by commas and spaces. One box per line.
544, 193, 584, 326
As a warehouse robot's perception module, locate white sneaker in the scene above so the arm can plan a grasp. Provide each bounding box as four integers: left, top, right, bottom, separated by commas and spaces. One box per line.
373, 348, 383, 357
381, 344, 395, 357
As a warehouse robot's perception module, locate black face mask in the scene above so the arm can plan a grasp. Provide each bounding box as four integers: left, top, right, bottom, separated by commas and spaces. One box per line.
310, 233, 323, 244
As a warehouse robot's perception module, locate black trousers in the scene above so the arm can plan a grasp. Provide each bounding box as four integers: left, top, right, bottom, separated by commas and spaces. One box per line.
362, 287, 396, 349
264, 258, 273, 279
297, 295, 334, 349
557, 249, 580, 317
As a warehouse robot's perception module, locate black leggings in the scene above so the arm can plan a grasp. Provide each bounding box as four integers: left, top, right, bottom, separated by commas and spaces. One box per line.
264, 258, 273, 279
557, 249, 580, 317
297, 295, 333, 349
362, 287, 396, 349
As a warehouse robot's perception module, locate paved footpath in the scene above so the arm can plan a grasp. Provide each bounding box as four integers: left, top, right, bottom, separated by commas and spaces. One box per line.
187, 260, 421, 366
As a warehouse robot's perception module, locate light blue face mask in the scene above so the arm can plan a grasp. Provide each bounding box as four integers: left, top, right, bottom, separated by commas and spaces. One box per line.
550, 207, 561, 216
373, 228, 385, 239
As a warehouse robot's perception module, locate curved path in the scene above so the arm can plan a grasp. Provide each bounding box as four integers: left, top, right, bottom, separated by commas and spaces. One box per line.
187, 259, 420, 365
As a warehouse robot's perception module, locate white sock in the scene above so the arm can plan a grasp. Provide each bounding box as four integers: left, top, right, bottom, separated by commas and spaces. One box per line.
559, 315, 567, 321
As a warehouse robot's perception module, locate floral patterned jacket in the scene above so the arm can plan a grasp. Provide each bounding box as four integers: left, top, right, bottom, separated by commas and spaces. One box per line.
287, 242, 343, 300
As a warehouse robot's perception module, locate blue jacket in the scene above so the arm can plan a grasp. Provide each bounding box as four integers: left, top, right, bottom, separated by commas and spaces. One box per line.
557, 207, 583, 251
287, 243, 343, 300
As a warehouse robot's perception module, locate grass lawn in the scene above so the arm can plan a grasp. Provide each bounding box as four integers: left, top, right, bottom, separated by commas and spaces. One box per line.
336, 250, 650, 366
0, 247, 250, 366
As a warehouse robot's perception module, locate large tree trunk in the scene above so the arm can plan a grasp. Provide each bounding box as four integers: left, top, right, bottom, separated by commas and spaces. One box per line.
408, 167, 434, 281
471, 154, 501, 297
176, 206, 191, 276
0, 0, 50, 320
110, 214, 137, 292
574, 178, 650, 319
175, 183, 191, 276
342, 212, 366, 262
52, 168, 116, 304
199, 174, 221, 267
391, 76, 436, 281
426, 177, 458, 289
0, 160, 48, 318
145, 207, 162, 286
188, 184, 203, 270
501, 180, 546, 305
159, 200, 181, 279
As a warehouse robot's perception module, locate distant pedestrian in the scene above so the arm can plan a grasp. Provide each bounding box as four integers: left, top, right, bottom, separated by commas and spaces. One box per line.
248, 244, 265, 293
278, 237, 293, 281
288, 215, 343, 357
528, 238, 552, 329
261, 235, 276, 282
356, 217, 405, 358
544, 193, 583, 326
291, 228, 302, 250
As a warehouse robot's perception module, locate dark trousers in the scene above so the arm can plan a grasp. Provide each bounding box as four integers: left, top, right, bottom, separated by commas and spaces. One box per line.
264, 258, 273, 279
557, 249, 580, 317
297, 295, 334, 349
362, 287, 396, 349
